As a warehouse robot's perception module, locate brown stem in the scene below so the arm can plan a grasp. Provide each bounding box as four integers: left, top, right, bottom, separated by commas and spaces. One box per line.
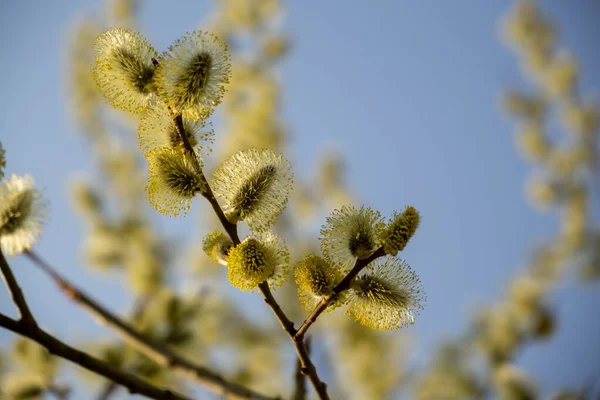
96, 295, 150, 400
292, 338, 310, 400
0, 313, 189, 400
24, 250, 278, 400
0, 249, 188, 400
173, 114, 240, 244
0, 249, 36, 325
173, 113, 330, 399
294, 247, 386, 341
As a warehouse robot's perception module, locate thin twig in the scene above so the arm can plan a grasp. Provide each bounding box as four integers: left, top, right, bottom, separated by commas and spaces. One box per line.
0, 249, 189, 400
173, 114, 331, 399
24, 250, 278, 400
294, 247, 386, 341
0, 249, 36, 325
0, 313, 189, 400
292, 337, 310, 400
96, 295, 150, 400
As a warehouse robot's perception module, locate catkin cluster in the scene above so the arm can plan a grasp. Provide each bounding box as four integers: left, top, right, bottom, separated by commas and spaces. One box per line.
88, 16, 428, 333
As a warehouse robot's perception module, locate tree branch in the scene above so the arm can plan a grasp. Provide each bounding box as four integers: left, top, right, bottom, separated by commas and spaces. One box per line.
0, 249, 189, 400
96, 295, 150, 400
0, 249, 36, 325
173, 114, 240, 244
294, 247, 386, 341
173, 114, 331, 399
292, 338, 310, 400
24, 250, 278, 400
0, 313, 189, 400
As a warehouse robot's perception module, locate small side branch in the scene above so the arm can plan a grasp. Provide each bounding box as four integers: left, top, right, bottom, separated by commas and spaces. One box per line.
294, 247, 386, 341
0, 313, 189, 400
0, 249, 189, 400
173, 113, 330, 399
24, 250, 278, 400
96, 295, 150, 400
0, 250, 36, 325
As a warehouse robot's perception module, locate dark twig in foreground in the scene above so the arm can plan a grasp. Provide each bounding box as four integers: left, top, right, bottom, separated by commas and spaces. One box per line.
96, 295, 151, 400
0, 249, 189, 400
294, 247, 386, 341
24, 250, 278, 400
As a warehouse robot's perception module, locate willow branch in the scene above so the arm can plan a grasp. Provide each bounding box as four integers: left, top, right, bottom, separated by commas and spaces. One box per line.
173, 115, 331, 400
0, 313, 188, 400
96, 295, 150, 400
294, 246, 386, 341
0, 249, 189, 400
173, 114, 240, 244
292, 338, 310, 400
0, 249, 36, 325
24, 250, 278, 400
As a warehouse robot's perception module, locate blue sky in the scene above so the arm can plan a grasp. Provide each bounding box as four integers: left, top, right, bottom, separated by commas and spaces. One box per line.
1, 1, 599, 398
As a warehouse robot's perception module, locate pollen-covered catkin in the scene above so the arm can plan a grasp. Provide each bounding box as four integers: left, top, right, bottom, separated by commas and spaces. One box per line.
211, 148, 292, 230
293, 254, 343, 311
138, 100, 214, 156
155, 31, 232, 121
226, 237, 275, 291
0, 175, 48, 256
92, 28, 158, 113
320, 205, 385, 270
346, 256, 425, 331
146, 147, 204, 217
380, 206, 421, 256
226, 232, 289, 291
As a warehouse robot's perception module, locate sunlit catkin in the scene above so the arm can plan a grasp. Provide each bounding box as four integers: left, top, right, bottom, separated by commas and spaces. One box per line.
229, 232, 289, 291
92, 28, 157, 113
138, 100, 214, 156
155, 31, 231, 121
293, 254, 343, 311
202, 230, 233, 266
211, 148, 292, 230
320, 205, 385, 271
347, 256, 425, 330
0, 175, 47, 256
380, 206, 421, 256
146, 147, 204, 217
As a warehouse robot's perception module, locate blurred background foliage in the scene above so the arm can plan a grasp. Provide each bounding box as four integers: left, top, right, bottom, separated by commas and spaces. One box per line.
0, 0, 599, 399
